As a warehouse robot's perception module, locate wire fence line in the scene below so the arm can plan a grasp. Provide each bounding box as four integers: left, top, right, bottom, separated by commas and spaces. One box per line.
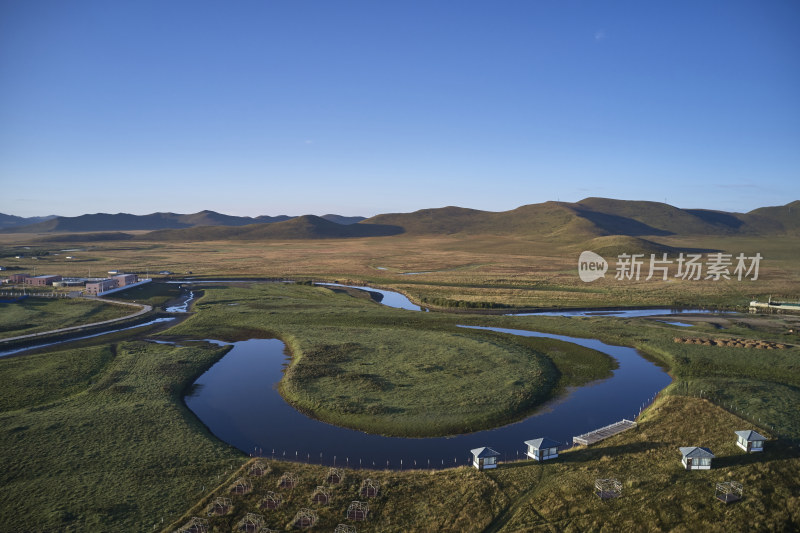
163, 385, 785, 530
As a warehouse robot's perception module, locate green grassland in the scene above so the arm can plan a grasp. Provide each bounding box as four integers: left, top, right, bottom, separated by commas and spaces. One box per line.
161, 282, 615, 437
0, 339, 240, 532
158, 281, 800, 442
0, 281, 798, 531
0, 297, 135, 339
169, 396, 800, 532
477, 312, 800, 442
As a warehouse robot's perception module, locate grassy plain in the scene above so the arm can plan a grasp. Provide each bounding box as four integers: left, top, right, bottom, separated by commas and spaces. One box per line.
0, 338, 240, 532
0, 297, 134, 339
169, 396, 800, 532
1, 227, 799, 531
493, 312, 800, 441
0, 281, 798, 531
159, 281, 800, 441
162, 282, 615, 437
2, 232, 798, 309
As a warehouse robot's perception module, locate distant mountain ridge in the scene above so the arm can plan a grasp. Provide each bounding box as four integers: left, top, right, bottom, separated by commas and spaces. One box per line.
364, 198, 800, 240
143, 215, 402, 240
130, 198, 800, 242
0, 213, 57, 230
2, 210, 366, 233
3, 199, 797, 241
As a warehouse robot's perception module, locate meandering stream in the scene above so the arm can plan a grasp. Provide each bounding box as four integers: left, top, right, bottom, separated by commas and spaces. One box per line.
1, 281, 708, 467
185, 284, 681, 468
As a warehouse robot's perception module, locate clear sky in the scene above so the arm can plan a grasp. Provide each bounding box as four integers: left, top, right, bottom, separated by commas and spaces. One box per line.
1, 1, 798, 218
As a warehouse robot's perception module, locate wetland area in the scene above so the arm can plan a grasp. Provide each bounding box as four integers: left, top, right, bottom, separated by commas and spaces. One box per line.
3, 3, 799, 529
1, 255, 798, 532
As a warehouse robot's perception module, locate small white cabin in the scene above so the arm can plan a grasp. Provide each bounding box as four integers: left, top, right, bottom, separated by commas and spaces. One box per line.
735, 430, 766, 453
524, 437, 560, 461
679, 447, 714, 470
470, 447, 500, 470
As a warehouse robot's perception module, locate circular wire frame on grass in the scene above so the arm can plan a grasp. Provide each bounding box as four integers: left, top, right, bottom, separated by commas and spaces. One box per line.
291, 508, 318, 529
715, 481, 743, 504
311, 485, 331, 505
206, 497, 232, 516
347, 501, 370, 521
175, 517, 208, 533
237, 512, 266, 533
594, 478, 622, 500
335, 525, 357, 533
230, 477, 252, 495
260, 491, 283, 510
279, 471, 298, 489
249, 461, 270, 477
360, 478, 380, 498
327, 467, 344, 485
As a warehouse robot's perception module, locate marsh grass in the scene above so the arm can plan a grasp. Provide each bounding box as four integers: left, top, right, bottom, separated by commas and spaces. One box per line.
1, 280, 798, 531
164, 283, 615, 437
0, 340, 240, 531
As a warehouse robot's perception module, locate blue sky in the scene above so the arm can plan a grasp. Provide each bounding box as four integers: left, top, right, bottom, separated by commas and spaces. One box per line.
1, 1, 798, 217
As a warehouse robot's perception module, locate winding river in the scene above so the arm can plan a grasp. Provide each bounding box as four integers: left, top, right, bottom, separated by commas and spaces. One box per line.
0, 281, 705, 467
184, 284, 684, 469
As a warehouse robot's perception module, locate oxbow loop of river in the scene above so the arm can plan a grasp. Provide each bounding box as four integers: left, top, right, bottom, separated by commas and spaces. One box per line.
185, 283, 677, 469
0, 281, 712, 467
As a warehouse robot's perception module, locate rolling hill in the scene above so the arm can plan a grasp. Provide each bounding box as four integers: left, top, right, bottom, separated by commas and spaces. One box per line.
0, 213, 57, 230
319, 214, 366, 225
362, 199, 800, 239
3, 211, 359, 233
3, 199, 797, 242
742, 200, 800, 234
141, 215, 402, 241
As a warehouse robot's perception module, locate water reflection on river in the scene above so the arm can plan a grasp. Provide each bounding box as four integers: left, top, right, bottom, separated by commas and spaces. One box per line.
185, 325, 671, 469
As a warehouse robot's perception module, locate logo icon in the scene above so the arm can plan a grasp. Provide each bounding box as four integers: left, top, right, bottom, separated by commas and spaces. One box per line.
578, 251, 608, 282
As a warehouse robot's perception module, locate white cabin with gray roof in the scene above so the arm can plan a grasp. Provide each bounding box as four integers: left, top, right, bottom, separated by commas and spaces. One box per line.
525, 437, 560, 461
471, 447, 500, 470
679, 447, 714, 470
735, 430, 766, 453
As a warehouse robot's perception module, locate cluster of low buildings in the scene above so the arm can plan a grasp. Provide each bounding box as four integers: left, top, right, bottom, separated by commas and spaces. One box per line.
470, 429, 767, 471
1, 271, 143, 296
85, 274, 139, 295
7, 273, 63, 285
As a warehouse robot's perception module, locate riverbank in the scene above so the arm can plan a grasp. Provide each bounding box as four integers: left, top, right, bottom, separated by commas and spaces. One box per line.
167, 281, 800, 441
167, 395, 800, 532
182, 330, 667, 467
165, 282, 617, 438
1, 281, 798, 530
